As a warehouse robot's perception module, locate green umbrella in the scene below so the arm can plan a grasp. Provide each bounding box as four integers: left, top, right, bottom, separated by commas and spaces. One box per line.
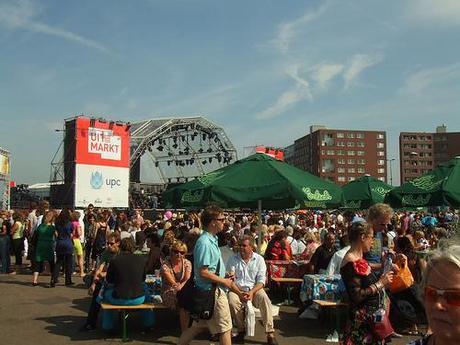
342, 175, 394, 209
163, 153, 343, 209
385, 157, 460, 208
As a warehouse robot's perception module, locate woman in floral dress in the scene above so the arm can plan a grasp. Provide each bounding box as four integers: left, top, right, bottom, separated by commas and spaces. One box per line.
340, 221, 394, 344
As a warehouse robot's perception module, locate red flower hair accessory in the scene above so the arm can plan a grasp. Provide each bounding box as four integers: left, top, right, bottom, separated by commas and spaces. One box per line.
353, 258, 371, 276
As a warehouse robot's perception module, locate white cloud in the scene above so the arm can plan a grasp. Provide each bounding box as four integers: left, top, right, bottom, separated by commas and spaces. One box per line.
272, 2, 329, 53
343, 54, 383, 91
0, 0, 111, 54
257, 65, 313, 120
400, 63, 460, 95
256, 85, 311, 120
311, 63, 344, 90
405, 0, 460, 26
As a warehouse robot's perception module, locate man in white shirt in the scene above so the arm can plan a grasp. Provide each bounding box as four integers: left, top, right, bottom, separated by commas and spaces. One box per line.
226, 236, 278, 345
325, 235, 351, 276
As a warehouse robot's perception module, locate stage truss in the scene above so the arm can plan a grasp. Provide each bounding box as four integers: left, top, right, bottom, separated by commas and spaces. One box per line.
130, 116, 237, 183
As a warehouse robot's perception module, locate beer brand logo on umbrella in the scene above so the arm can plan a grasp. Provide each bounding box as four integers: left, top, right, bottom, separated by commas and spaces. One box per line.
302, 187, 332, 201
371, 186, 392, 195
90, 172, 103, 189
409, 175, 444, 192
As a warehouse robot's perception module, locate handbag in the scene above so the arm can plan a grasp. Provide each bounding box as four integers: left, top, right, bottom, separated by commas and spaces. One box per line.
390, 263, 414, 293
372, 291, 394, 340
186, 260, 221, 320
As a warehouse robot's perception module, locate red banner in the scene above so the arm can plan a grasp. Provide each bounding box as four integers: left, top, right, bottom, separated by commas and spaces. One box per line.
75, 117, 130, 168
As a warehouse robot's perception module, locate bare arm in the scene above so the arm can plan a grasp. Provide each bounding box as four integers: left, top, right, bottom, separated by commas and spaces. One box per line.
199, 266, 243, 297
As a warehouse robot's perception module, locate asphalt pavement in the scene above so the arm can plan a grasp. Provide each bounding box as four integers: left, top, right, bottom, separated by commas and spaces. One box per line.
0, 268, 419, 345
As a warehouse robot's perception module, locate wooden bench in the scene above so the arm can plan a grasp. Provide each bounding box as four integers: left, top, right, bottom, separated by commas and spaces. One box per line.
312, 300, 349, 341
100, 302, 167, 342
271, 277, 304, 305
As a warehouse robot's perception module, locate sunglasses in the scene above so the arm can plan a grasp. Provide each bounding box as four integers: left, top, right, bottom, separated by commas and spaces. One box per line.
214, 218, 225, 222
107, 242, 116, 246
172, 249, 186, 255
425, 286, 460, 306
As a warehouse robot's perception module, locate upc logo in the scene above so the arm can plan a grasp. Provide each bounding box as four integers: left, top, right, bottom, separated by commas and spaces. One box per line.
90, 171, 122, 189
90, 172, 103, 189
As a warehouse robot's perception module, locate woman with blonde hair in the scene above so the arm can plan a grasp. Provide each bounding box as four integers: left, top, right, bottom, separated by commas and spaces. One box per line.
408, 244, 460, 345
161, 240, 192, 331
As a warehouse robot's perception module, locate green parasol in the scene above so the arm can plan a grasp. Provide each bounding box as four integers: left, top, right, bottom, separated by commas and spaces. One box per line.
342, 175, 394, 209
385, 157, 460, 208
163, 153, 343, 210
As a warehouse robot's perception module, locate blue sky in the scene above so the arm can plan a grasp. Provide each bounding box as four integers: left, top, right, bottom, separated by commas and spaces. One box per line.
1, 0, 460, 185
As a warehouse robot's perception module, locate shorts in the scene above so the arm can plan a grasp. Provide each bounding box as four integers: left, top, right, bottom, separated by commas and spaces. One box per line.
73, 239, 83, 256
191, 287, 232, 334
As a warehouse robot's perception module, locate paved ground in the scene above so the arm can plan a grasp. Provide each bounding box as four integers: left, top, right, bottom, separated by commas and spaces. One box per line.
0, 269, 420, 345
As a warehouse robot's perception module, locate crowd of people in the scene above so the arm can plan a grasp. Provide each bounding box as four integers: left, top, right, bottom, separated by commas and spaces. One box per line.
0, 201, 459, 345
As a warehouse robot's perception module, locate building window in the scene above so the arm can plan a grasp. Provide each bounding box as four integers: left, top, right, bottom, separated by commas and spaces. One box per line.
346, 133, 355, 139
356, 133, 364, 139
377, 133, 385, 139
337, 150, 345, 155
378, 160, 385, 165
348, 159, 355, 164
377, 151, 385, 156
337, 133, 344, 138
378, 168, 385, 174
338, 159, 345, 164
347, 151, 355, 156
326, 150, 335, 155
357, 151, 365, 156
348, 176, 356, 181
357, 167, 365, 173
348, 167, 355, 173
321, 150, 325, 155
338, 176, 346, 182
357, 142, 365, 147
357, 159, 365, 165
347, 142, 355, 147
338, 167, 345, 173
337, 141, 345, 147
377, 142, 385, 148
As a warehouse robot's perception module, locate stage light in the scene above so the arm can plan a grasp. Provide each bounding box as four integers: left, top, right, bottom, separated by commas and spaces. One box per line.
125, 122, 131, 131
208, 157, 213, 163
167, 161, 171, 166
207, 147, 212, 153
109, 121, 115, 129
172, 143, 178, 149
157, 145, 164, 151
198, 148, 204, 153
155, 161, 159, 167
190, 158, 195, 164
90, 118, 96, 127
202, 134, 207, 140
202, 160, 207, 165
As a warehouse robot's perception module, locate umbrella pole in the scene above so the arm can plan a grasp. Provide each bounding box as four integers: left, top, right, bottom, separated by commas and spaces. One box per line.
257, 199, 262, 253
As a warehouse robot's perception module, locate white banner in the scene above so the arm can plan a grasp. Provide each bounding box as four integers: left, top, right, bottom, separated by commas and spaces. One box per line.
75, 164, 129, 208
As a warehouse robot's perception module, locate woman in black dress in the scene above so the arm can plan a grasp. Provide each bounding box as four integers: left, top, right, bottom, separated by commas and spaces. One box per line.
340, 221, 394, 344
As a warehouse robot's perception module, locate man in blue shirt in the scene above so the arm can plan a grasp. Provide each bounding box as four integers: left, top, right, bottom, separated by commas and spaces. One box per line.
227, 235, 278, 345
178, 205, 240, 345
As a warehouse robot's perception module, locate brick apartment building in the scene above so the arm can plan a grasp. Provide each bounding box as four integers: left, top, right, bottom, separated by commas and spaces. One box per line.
399, 125, 460, 183
285, 125, 388, 185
